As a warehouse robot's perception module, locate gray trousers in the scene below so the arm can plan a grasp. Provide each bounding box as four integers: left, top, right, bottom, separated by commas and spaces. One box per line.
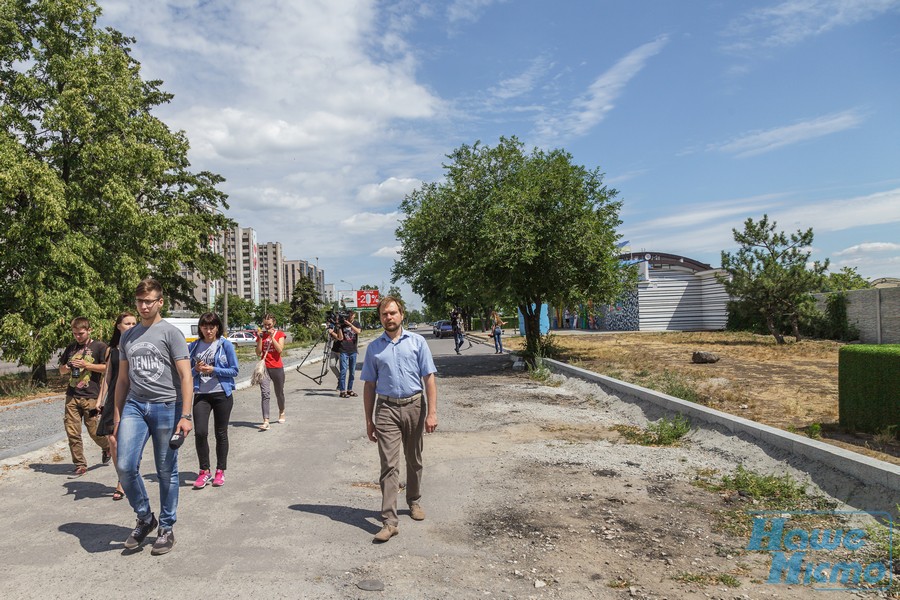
375, 397, 425, 526
259, 367, 285, 420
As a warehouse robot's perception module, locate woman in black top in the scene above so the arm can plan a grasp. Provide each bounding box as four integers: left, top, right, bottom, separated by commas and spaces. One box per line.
96, 312, 137, 500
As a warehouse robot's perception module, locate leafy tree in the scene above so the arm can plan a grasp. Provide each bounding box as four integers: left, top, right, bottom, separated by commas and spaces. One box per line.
820, 267, 871, 292
215, 294, 254, 330
255, 300, 291, 329
289, 275, 323, 341
720, 215, 828, 344
0, 0, 230, 381
394, 137, 630, 359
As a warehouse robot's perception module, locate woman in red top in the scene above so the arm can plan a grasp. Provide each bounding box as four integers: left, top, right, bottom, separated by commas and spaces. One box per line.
256, 314, 286, 431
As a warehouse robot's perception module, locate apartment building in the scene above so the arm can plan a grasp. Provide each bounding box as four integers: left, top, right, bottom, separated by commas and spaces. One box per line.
259, 241, 285, 304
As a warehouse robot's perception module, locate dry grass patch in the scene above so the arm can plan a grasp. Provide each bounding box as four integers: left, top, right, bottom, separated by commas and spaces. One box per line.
504, 331, 899, 465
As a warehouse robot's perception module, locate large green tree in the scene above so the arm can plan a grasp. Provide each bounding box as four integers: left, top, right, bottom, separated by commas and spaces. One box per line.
720, 215, 828, 344
394, 137, 630, 358
0, 0, 230, 381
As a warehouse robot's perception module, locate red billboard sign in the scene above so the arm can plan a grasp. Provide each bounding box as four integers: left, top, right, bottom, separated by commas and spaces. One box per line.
357, 289, 380, 308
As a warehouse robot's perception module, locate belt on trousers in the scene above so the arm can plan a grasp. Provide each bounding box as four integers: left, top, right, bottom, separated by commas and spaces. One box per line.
377, 392, 422, 406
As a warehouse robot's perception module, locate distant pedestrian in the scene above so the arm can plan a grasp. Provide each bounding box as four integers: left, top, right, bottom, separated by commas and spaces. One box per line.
114, 278, 193, 555
256, 314, 286, 430
337, 311, 361, 398
450, 307, 464, 355
362, 296, 438, 543
563, 308, 571, 329
96, 312, 137, 500
490, 311, 507, 354
59, 316, 110, 477
189, 312, 239, 489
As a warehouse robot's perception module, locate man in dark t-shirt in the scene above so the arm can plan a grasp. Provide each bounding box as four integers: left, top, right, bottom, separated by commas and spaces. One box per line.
58, 316, 109, 476
337, 312, 361, 397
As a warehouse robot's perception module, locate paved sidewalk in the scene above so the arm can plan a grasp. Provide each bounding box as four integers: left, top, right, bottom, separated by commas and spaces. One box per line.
0, 336, 495, 599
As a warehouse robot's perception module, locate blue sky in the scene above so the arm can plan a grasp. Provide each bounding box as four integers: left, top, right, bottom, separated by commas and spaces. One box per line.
98, 0, 900, 307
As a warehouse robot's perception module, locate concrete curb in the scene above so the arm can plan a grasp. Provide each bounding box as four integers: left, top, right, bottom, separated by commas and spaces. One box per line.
544, 358, 900, 492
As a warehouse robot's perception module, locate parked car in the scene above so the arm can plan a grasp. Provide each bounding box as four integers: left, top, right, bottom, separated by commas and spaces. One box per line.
226, 331, 258, 346
407, 322, 418, 330
432, 320, 453, 338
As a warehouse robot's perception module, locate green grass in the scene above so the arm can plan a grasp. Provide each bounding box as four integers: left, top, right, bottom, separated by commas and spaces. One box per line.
673, 572, 740, 588
613, 414, 692, 446
692, 465, 838, 537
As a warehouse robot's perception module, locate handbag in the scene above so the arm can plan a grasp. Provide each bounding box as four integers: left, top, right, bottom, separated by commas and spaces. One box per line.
251, 358, 269, 386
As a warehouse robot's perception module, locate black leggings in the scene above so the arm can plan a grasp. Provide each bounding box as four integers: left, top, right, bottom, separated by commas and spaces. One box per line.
193, 392, 234, 471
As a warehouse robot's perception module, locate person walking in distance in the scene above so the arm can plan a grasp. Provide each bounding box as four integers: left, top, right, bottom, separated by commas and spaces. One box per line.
490, 311, 507, 354
59, 316, 110, 477
113, 278, 193, 555
337, 311, 361, 398
95, 312, 138, 499
256, 314, 286, 430
189, 312, 239, 489
450, 307, 464, 355
361, 296, 438, 543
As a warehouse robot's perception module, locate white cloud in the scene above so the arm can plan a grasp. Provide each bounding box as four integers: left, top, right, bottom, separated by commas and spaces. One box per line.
340, 212, 402, 233
834, 242, 900, 256
725, 0, 900, 51
373, 245, 402, 258
536, 36, 669, 142
447, 0, 506, 23
490, 55, 554, 100
708, 110, 865, 158
357, 177, 422, 206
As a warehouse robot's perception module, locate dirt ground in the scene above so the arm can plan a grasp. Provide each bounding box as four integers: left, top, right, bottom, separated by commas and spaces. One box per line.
0, 345, 895, 599
504, 331, 900, 466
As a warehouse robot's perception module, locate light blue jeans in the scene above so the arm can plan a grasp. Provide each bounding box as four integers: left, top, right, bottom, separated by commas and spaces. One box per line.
339, 352, 357, 392
116, 397, 181, 530
493, 329, 503, 353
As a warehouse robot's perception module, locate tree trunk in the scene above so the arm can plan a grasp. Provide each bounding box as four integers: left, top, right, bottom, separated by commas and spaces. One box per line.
790, 315, 803, 342
765, 314, 785, 345
31, 363, 48, 385
519, 302, 542, 367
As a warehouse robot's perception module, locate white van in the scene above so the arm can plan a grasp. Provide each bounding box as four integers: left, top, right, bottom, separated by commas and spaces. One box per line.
162, 317, 199, 343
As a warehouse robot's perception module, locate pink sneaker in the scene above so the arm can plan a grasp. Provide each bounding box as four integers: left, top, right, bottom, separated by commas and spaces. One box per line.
193, 469, 211, 489
212, 469, 225, 487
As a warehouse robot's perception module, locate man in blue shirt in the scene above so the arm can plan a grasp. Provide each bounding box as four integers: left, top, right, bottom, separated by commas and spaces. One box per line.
361, 296, 438, 543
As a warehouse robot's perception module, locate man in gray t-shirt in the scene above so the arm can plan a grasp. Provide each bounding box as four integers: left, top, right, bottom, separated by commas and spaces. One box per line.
113, 278, 193, 556
120, 322, 189, 403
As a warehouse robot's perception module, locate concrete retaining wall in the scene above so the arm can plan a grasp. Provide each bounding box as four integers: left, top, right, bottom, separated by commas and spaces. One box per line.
545, 358, 900, 493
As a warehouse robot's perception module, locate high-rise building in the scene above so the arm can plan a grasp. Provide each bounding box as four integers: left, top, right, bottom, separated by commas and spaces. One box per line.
224, 225, 259, 304
284, 259, 326, 303
259, 241, 285, 304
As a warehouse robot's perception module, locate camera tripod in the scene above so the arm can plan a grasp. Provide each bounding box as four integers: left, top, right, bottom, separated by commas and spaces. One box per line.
295, 328, 337, 385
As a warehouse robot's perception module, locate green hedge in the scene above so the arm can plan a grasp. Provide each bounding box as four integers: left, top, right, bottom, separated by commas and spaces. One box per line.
838, 345, 900, 434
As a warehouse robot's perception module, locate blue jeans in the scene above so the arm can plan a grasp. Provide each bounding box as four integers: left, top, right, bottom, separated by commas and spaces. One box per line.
116, 397, 181, 530
493, 330, 503, 353
454, 331, 464, 352
339, 352, 357, 392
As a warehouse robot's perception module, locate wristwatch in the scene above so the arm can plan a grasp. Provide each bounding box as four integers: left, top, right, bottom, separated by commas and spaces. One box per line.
180, 414, 192, 421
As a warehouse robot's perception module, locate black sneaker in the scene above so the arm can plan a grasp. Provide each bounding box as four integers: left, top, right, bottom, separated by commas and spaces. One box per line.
101, 449, 111, 464
124, 513, 158, 549
151, 528, 175, 555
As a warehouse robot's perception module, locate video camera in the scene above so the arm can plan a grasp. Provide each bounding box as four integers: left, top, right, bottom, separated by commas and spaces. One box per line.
327, 310, 352, 326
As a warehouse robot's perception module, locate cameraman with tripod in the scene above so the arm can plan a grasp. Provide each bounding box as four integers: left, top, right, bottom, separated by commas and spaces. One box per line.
326, 312, 343, 390
336, 311, 361, 398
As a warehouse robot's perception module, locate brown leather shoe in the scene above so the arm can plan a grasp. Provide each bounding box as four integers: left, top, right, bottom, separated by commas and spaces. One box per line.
373, 523, 398, 542
409, 503, 425, 521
